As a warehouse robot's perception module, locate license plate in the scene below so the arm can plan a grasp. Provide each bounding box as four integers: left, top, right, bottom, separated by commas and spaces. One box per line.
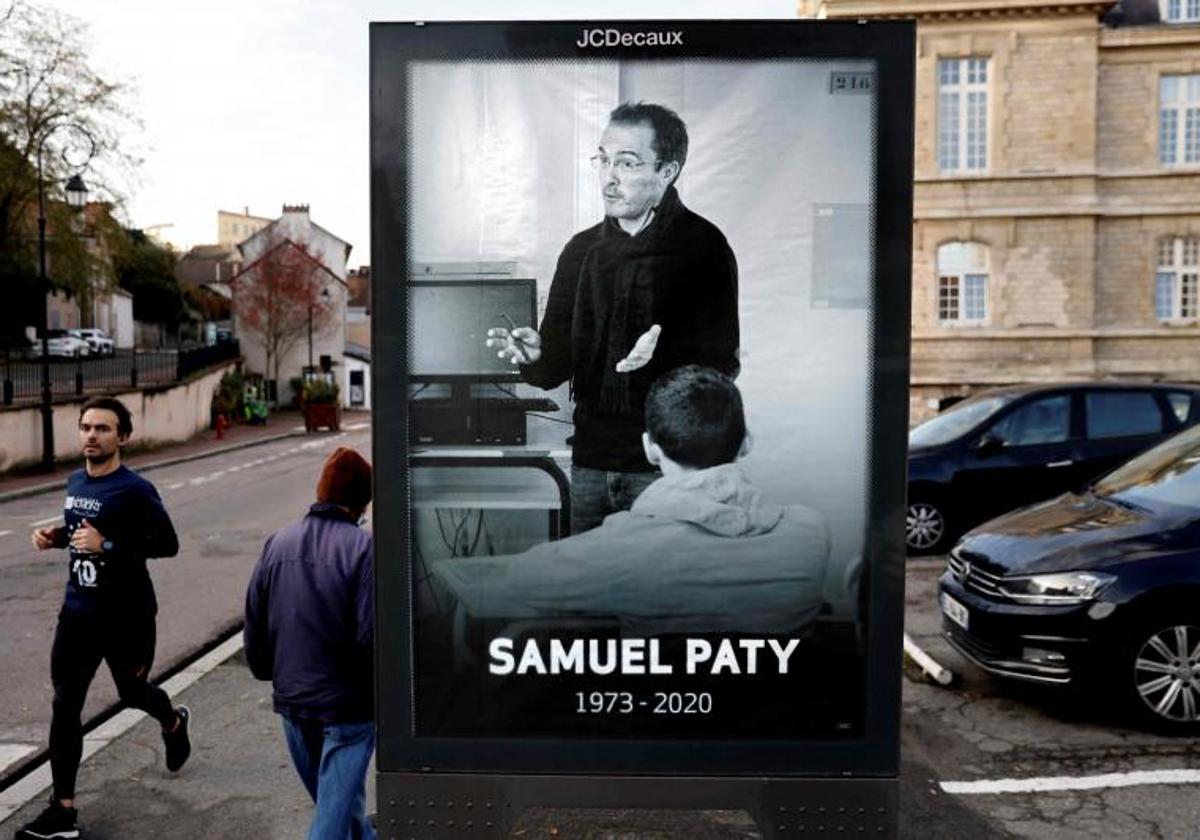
942, 593, 969, 630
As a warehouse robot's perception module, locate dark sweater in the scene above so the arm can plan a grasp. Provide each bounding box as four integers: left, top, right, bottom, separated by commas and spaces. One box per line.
521, 186, 739, 471
59, 465, 178, 616
243, 503, 374, 723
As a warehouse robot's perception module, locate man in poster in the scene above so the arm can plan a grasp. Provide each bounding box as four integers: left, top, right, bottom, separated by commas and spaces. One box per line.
487, 102, 740, 534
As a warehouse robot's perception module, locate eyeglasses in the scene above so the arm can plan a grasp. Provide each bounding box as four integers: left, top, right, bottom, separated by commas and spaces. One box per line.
589, 154, 657, 175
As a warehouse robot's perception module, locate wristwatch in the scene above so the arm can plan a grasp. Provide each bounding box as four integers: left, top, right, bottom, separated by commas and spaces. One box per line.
101, 539, 114, 552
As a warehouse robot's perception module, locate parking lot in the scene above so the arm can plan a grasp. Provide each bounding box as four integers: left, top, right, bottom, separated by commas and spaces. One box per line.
902, 556, 1200, 839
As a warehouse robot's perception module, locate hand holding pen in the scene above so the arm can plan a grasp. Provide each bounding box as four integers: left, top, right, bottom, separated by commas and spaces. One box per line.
486, 312, 543, 366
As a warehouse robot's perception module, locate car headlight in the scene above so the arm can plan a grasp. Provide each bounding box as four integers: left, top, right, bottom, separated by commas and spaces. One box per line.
997, 571, 1116, 605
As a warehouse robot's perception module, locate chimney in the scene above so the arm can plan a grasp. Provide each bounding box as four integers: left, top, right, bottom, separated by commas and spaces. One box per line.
282, 203, 310, 216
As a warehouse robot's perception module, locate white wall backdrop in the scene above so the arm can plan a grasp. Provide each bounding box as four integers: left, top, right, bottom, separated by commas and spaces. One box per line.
409, 59, 876, 612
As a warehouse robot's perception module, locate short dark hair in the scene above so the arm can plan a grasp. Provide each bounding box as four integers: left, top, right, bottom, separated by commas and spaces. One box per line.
80, 396, 133, 439
645, 366, 746, 469
609, 101, 689, 182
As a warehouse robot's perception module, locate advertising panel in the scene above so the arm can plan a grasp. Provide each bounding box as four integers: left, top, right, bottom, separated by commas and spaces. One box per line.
372, 20, 913, 786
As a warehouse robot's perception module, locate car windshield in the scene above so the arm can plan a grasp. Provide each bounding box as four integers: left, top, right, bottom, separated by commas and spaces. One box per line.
1093, 425, 1200, 511
908, 394, 1017, 448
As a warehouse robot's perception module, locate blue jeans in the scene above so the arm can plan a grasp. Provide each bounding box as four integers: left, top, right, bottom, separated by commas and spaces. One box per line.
281, 715, 376, 840
569, 465, 661, 535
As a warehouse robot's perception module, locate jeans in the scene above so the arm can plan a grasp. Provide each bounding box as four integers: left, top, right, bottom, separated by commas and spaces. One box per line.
281, 715, 376, 840
569, 465, 661, 535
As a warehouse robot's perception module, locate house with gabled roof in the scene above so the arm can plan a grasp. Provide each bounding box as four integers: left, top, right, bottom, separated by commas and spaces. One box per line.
229, 204, 353, 406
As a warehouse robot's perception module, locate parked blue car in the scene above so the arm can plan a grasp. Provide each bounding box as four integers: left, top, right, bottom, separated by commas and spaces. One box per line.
907, 382, 1200, 554
940, 422, 1200, 733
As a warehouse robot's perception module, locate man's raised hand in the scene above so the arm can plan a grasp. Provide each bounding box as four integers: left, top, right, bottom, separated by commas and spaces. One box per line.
615, 324, 662, 373
486, 326, 542, 366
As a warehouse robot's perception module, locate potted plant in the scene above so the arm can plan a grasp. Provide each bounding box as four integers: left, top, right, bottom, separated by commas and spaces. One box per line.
302, 378, 341, 432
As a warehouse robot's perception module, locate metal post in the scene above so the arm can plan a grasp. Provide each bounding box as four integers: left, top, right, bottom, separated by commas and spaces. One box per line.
307, 301, 314, 375
36, 144, 54, 472
32, 124, 94, 471
3, 349, 12, 405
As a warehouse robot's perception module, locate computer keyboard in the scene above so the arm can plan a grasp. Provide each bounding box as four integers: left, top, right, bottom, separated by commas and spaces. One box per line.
491, 397, 562, 413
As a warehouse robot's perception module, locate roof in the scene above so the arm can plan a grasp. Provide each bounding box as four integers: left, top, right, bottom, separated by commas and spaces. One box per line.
227, 237, 348, 287
344, 341, 371, 363
184, 244, 238, 261
240, 213, 353, 262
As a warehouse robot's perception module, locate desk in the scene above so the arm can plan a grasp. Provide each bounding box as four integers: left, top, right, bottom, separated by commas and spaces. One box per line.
411, 413, 573, 540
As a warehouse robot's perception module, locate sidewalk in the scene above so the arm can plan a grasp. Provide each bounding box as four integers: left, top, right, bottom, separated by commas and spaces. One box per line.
0, 410, 312, 502
0, 642, 773, 840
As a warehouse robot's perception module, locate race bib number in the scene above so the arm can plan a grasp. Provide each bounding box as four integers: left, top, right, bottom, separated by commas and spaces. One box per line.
71, 556, 101, 589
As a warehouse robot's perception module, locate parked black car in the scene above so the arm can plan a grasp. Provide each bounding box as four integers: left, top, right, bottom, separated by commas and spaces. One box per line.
939, 422, 1200, 733
907, 382, 1200, 554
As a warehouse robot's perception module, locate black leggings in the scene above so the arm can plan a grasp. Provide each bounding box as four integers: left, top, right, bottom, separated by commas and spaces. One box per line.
49, 609, 176, 800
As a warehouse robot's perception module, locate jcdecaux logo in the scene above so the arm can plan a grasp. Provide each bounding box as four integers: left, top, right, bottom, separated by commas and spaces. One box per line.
576, 28, 683, 48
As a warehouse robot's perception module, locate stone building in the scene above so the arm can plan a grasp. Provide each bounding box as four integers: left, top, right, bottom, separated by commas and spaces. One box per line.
802, 0, 1200, 423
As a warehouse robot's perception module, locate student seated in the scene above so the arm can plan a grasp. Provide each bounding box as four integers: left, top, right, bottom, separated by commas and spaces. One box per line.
431, 365, 831, 637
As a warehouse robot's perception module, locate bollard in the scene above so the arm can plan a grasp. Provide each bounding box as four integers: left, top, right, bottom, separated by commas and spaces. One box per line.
2, 379, 11, 405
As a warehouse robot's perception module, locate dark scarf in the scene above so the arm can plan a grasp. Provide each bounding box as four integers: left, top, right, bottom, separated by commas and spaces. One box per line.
571, 186, 684, 416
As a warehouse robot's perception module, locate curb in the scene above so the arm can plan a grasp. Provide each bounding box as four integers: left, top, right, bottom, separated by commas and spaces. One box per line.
0, 624, 246, 811
0, 429, 306, 504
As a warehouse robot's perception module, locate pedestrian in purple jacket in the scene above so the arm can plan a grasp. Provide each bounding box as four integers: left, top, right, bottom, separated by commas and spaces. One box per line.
244, 446, 375, 840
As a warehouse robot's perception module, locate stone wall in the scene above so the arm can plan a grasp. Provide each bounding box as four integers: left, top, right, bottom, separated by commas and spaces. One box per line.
0, 361, 236, 473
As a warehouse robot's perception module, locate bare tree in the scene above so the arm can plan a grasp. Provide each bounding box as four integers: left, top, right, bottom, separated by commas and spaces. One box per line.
232, 234, 339, 403
0, 0, 141, 262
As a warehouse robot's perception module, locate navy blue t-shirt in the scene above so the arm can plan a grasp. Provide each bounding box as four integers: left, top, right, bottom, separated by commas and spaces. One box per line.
59, 465, 179, 615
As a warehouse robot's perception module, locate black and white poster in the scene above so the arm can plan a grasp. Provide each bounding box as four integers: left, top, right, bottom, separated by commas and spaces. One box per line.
371, 21, 913, 777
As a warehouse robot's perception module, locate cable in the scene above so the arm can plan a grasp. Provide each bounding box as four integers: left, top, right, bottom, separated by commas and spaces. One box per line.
526, 412, 572, 425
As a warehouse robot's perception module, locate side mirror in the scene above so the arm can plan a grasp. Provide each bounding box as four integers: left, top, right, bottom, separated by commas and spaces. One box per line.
975, 434, 1005, 457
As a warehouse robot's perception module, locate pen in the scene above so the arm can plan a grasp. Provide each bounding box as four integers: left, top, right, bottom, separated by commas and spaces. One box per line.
499, 311, 529, 363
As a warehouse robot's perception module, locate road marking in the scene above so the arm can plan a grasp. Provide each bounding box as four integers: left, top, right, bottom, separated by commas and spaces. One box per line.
0, 530, 12, 538
167, 482, 184, 490
345, 422, 370, 430
27, 515, 62, 528
941, 768, 1200, 795
0, 744, 37, 775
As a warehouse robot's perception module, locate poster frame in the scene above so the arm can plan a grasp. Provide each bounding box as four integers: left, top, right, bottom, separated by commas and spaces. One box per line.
370, 17, 913, 786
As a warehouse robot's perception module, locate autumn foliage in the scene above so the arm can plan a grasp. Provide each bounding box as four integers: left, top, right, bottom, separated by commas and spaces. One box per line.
232, 236, 337, 399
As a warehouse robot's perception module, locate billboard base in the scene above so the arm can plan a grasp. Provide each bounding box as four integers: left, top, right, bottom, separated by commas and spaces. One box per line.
376, 772, 897, 839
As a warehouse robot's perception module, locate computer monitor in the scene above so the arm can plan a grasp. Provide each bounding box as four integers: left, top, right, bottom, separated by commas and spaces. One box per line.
408, 279, 537, 384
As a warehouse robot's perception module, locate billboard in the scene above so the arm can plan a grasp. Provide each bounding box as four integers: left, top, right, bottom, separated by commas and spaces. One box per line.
371, 19, 913, 817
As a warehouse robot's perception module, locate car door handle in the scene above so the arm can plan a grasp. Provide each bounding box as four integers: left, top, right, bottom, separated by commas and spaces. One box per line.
1047, 460, 1073, 468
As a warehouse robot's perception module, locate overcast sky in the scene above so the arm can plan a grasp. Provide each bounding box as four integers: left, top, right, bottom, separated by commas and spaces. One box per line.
42, 1, 798, 262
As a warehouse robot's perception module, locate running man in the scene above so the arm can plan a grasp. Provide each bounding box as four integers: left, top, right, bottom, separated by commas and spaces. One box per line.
17, 396, 189, 840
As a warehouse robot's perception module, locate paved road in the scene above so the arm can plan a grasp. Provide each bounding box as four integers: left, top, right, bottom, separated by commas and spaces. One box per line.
0, 424, 371, 780
904, 557, 1200, 839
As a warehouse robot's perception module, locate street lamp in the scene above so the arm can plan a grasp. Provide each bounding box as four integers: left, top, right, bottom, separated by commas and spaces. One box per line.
36, 124, 95, 472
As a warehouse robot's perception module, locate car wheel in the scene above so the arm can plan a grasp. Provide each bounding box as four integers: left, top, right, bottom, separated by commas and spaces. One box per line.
906, 497, 950, 555
1120, 618, 1200, 734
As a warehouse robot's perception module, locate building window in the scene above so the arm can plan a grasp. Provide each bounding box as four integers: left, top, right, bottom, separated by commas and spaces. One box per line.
1156, 236, 1199, 321
937, 242, 989, 324
937, 57, 989, 173
1164, 0, 1200, 23
1160, 75, 1200, 165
